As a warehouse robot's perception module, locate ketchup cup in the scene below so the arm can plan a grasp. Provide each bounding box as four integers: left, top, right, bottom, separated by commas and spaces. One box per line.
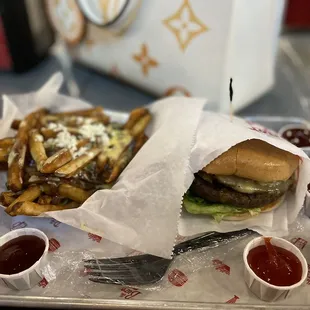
243, 236, 308, 302
0, 228, 49, 290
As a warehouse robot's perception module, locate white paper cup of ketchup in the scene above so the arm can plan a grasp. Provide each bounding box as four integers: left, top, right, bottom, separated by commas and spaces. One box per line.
0, 228, 49, 290
243, 236, 308, 302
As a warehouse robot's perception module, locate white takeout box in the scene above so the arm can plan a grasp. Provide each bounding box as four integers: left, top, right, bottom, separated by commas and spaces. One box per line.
46, 0, 285, 112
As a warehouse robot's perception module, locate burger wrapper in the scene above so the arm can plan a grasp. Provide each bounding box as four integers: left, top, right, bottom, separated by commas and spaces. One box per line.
178, 112, 310, 237
0, 73, 206, 259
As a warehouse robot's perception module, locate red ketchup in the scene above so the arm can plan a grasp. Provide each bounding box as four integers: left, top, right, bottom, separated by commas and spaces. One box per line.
281, 128, 310, 148
247, 238, 302, 286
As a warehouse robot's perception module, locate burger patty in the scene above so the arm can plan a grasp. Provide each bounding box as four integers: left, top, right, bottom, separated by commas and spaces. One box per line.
190, 174, 285, 209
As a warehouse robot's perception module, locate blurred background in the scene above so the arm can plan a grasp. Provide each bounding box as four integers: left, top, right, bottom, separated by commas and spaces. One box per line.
0, 0, 309, 118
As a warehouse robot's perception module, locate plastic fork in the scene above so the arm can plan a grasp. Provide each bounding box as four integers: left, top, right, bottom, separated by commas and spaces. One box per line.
84, 229, 253, 285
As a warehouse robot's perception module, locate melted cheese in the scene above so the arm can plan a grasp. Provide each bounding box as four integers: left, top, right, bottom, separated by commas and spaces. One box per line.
215, 175, 289, 194
105, 129, 132, 160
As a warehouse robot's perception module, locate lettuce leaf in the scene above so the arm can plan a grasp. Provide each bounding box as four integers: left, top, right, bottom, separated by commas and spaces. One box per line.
183, 192, 261, 222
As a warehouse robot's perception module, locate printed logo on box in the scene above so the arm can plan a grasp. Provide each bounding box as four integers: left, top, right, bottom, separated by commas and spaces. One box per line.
226, 295, 239, 304
38, 277, 48, 288
291, 237, 307, 251
212, 259, 230, 275
120, 287, 141, 299
88, 233, 102, 243
168, 269, 188, 287
48, 238, 61, 252
11, 221, 27, 230
164, 86, 191, 97
50, 219, 61, 228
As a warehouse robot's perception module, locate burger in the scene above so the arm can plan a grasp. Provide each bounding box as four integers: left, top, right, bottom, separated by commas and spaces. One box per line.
183, 139, 299, 221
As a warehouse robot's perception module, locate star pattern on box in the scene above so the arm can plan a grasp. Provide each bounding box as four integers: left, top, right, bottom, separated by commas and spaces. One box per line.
133, 43, 159, 77
163, 0, 208, 51
164, 86, 191, 97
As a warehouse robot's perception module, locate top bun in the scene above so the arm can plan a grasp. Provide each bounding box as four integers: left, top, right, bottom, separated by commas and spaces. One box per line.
203, 139, 299, 182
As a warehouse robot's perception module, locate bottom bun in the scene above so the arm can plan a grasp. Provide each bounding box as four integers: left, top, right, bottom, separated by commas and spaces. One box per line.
223, 195, 285, 221
260, 194, 285, 213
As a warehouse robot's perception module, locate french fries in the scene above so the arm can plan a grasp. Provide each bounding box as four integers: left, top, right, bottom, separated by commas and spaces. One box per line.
123, 108, 151, 138
40, 127, 57, 139
29, 129, 47, 171
124, 108, 148, 130
97, 129, 133, 172
104, 146, 134, 184
55, 148, 101, 177
8, 201, 76, 216
130, 114, 151, 138
5, 185, 41, 214
7, 142, 27, 192
7, 108, 46, 191
0, 139, 14, 162
0, 191, 19, 206
40, 148, 72, 173
38, 195, 52, 205
54, 107, 104, 117
40, 183, 58, 196
58, 184, 91, 203
0, 138, 15, 148
133, 134, 148, 155
0, 106, 151, 216
97, 153, 108, 172
76, 139, 90, 148
0, 147, 10, 162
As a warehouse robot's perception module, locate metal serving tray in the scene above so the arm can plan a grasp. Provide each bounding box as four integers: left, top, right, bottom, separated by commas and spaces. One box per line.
1, 296, 310, 310
0, 114, 309, 310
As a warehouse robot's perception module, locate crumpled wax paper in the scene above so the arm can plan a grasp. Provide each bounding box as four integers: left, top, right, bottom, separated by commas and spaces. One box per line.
179, 112, 310, 237
0, 73, 206, 259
